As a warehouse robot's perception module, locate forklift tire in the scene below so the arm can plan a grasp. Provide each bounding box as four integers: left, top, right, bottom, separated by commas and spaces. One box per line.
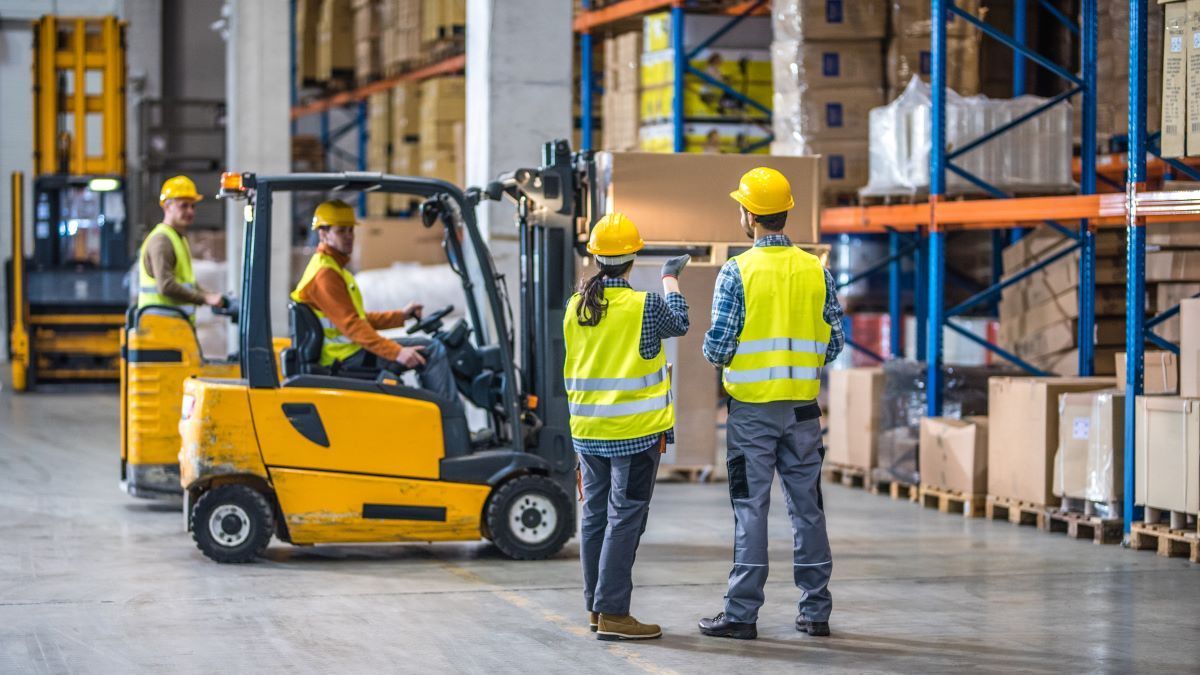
190, 484, 275, 563
485, 475, 572, 560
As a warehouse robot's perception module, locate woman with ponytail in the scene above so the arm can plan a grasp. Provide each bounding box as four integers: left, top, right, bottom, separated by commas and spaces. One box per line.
562, 212, 691, 641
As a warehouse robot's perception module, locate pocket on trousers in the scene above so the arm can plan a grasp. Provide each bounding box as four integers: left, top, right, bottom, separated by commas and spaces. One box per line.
626, 450, 656, 501
727, 454, 749, 500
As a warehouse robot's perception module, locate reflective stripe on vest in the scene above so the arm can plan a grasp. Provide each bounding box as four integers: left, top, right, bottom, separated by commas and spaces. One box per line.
136, 223, 198, 320
562, 287, 674, 441
290, 253, 367, 366
722, 245, 831, 403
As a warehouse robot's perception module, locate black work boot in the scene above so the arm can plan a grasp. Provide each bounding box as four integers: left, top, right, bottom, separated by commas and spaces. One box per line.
698, 612, 757, 640
796, 618, 831, 636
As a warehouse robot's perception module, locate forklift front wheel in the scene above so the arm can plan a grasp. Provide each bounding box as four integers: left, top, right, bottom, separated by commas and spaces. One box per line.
190, 484, 275, 563
485, 475, 572, 561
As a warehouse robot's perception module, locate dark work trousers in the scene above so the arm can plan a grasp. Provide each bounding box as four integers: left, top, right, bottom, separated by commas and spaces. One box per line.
578, 444, 662, 616
723, 399, 832, 624
339, 336, 462, 413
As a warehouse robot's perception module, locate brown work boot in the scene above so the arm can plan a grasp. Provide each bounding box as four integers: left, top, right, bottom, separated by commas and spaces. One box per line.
589, 611, 599, 632
596, 613, 662, 641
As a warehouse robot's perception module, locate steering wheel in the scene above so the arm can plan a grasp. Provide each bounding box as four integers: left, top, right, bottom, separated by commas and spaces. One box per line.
406, 304, 454, 335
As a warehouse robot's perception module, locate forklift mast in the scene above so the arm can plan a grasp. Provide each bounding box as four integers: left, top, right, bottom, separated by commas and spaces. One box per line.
486, 140, 600, 475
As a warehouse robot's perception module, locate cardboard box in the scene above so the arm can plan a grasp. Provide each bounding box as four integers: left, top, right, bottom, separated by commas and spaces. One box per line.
1147, 250, 1200, 281
1054, 391, 1124, 503
1032, 348, 1120, 377
1002, 230, 1123, 275
772, 1, 887, 41
1182, 298, 1200, 396
891, 0, 981, 38
643, 12, 773, 52
807, 139, 869, 200
295, 0, 320, 87
420, 0, 464, 44
1011, 319, 1125, 361
772, 87, 884, 142
1135, 395, 1200, 513
887, 33, 980, 96
667, 265, 721, 468
919, 416, 988, 495
351, 217, 446, 270
1188, 0, 1200, 155
642, 48, 771, 89
1147, 221, 1200, 247
1000, 253, 1125, 312
417, 76, 465, 120
1161, 0, 1187, 157
999, 287, 1129, 346
640, 81, 772, 121
1116, 351, 1180, 394
771, 40, 885, 92
987, 376, 1117, 506
827, 368, 885, 470
316, 0, 354, 81
599, 152, 820, 244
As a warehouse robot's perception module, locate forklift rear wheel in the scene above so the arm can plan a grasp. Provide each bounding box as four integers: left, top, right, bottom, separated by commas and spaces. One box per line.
485, 475, 572, 560
190, 484, 275, 563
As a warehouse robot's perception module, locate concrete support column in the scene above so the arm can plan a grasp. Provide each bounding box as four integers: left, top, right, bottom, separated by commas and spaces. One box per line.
465, 0, 573, 354
224, 0, 291, 336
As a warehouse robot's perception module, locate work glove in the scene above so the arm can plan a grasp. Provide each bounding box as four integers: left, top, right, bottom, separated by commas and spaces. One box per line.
661, 254, 690, 279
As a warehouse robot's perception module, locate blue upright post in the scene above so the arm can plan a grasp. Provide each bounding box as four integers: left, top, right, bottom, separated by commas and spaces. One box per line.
1010, 0, 1028, 244
357, 100, 368, 216
671, 5, 686, 152
914, 231, 927, 360
1078, 0, 1098, 376
1124, 0, 1148, 537
1013, 0, 1027, 95
580, 1, 594, 151
888, 230, 903, 358
926, 0, 947, 416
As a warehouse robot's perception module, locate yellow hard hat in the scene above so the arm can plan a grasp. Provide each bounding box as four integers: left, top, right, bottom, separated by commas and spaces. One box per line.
729, 167, 794, 215
587, 212, 644, 257
311, 199, 358, 229
159, 175, 203, 206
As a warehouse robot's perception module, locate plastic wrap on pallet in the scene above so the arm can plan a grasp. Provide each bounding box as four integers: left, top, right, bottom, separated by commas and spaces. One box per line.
1053, 390, 1124, 506
863, 78, 1075, 198
873, 360, 995, 485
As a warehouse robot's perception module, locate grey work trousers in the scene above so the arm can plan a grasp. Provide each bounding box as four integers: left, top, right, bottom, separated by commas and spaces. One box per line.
340, 336, 463, 414
723, 399, 832, 624
578, 444, 662, 616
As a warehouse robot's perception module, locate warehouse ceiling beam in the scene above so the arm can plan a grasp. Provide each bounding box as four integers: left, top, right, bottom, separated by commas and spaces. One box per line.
290, 54, 466, 119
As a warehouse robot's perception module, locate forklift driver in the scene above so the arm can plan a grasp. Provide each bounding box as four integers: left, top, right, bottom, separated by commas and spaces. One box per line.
290, 200, 462, 412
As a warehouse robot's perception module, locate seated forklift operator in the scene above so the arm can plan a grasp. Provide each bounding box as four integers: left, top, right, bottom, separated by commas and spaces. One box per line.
291, 200, 462, 412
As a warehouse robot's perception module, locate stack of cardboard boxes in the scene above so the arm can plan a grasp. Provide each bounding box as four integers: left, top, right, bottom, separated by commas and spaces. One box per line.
314, 0, 354, 86
771, 0, 887, 203
997, 230, 1128, 376
602, 31, 641, 152
638, 11, 773, 154
352, 0, 383, 85
1082, 2, 1163, 148
389, 83, 421, 212
418, 76, 465, 186
380, 0, 424, 75
421, 0, 465, 46
886, 0, 982, 101
1134, 298, 1200, 527
366, 91, 391, 217
988, 377, 1116, 510
826, 368, 885, 477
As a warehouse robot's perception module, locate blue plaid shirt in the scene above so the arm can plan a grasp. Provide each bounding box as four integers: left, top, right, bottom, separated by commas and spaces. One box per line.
570, 278, 690, 457
703, 234, 844, 370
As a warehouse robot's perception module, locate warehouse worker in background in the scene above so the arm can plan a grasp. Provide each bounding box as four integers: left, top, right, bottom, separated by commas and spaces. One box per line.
564, 212, 690, 642
698, 168, 844, 641
137, 175, 227, 316
291, 199, 461, 412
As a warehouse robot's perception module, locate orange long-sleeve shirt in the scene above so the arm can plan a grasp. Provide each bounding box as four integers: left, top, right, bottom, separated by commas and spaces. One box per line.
296, 243, 408, 361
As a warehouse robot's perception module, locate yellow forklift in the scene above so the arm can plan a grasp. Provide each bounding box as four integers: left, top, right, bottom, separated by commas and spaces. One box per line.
181, 142, 591, 562
7, 16, 130, 390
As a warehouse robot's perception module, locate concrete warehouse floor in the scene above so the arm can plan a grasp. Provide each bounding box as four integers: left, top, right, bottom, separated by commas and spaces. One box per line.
2, 385, 1199, 674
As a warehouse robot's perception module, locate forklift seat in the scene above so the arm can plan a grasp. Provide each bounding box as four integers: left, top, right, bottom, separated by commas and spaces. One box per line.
282, 301, 384, 381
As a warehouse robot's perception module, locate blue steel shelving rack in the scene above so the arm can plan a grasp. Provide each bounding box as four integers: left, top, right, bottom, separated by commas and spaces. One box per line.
577, 0, 773, 154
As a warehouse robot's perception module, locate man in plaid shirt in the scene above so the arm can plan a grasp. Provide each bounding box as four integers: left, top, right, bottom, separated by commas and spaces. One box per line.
698, 167, 843, 641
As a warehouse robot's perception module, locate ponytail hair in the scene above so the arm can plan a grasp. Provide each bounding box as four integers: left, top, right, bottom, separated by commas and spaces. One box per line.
575, 261, 634, 326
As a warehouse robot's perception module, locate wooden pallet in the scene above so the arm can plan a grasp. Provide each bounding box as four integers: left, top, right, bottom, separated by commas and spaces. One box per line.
870, 477, 919, 502
1041, 509, 1123, 545
823, 463, 867, 489
985, 495, 1047, 528
918, 485, 986, 517
1129, 522, 1200, 563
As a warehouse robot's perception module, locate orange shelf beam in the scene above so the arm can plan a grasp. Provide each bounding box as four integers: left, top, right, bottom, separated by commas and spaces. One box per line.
821, 191, 1200, 235
574, 0, 674, 32
1073, 152, 1200, 180
291, 53, 466, 119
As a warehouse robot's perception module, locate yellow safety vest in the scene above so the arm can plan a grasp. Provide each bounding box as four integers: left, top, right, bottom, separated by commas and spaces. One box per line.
137, 223, 198, 320
563, 287, 674, 440
290, 252, 367, 367
722, 245, 831, 403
